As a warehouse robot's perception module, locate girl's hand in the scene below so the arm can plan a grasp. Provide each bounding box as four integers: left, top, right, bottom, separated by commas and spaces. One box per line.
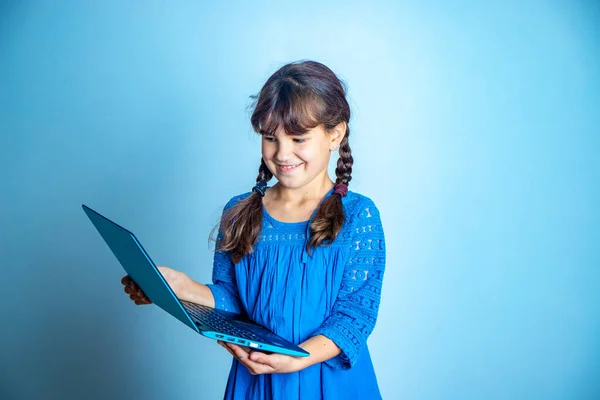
217, 341, 305, 375
121, 266, 190, 304
121, 275, 152, 305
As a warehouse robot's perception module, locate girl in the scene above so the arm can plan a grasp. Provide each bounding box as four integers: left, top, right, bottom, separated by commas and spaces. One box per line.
122, 60, 387, 399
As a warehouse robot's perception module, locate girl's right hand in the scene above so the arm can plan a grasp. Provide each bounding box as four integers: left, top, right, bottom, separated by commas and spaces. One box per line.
121, 275, 152, 305
121, 266, 190, 305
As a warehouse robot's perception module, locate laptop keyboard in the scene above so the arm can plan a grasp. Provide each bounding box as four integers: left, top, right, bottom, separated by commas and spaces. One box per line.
181, 300, 260, 341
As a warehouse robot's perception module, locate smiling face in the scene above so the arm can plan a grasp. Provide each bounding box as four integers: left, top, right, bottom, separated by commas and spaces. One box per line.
261, 123, 346, 191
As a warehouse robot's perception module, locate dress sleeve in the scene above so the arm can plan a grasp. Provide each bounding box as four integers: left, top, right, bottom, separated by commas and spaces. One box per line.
205, 197, 244, 314
313, 198, 386, 369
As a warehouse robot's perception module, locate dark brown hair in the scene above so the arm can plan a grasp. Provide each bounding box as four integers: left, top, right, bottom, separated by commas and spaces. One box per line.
216, 60, 354, 264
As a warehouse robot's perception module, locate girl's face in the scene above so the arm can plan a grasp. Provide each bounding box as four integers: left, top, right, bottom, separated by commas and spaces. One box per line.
261, 123, 345, 191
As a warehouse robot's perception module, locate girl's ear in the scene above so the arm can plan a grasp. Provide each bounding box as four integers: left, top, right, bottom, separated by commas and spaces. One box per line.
329, 122, 347, 150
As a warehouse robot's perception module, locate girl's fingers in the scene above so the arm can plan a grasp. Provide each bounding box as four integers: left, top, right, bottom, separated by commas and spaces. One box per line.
227, 343, 251, 360
219, 342, 237, 358
122, 277, 140, 291
124, 284, 140, 294
131, 295, 151, 304
222, 342, 247, 359
217, 342, 275, 374
125, 285, 147, 297
227, 345, 274, 374
122, 277, 150, 304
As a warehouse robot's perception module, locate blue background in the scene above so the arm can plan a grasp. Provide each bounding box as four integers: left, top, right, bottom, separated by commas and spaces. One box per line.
1, 1, 599, 399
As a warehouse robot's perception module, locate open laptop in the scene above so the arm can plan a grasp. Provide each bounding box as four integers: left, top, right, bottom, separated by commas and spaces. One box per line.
82, 204, 309, 358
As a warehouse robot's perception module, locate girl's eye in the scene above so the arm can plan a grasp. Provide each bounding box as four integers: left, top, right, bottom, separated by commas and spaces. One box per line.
262, 136, 306, 143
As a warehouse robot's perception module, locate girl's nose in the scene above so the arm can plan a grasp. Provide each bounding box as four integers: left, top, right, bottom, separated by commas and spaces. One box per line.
275, 141, 294, 161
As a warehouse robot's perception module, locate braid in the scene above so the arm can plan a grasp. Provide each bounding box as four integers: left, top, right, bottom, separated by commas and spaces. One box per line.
306, 125, 352, 254
335, 128, 353, 186
216, 158, 273, 264
258, 158, 273, 182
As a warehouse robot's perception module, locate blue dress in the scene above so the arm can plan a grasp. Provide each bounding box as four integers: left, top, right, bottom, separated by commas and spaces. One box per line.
206, 188, 386, 400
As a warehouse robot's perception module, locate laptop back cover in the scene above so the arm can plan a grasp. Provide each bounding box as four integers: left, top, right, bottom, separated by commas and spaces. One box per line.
82, 204, 199, 333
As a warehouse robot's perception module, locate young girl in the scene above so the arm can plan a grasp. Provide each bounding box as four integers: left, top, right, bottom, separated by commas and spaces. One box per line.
122, 60, 387, 399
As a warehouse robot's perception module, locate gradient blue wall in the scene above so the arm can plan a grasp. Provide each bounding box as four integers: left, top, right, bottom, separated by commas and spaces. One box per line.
1, 1, 598, 399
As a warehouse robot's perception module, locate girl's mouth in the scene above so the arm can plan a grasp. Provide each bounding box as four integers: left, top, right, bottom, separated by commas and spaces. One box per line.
278, 163, 302, 172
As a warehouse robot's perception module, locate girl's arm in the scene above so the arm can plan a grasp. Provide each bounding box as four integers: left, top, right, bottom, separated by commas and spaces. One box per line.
312, 197, 386, 370
295, 335, 342, 369
223, 334, 342, 374
156, 266, 216, 307
172, 247, 242, 312
179, 278, 216, 308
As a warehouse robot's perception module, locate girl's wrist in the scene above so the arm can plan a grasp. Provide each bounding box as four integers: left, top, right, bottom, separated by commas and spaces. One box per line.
180, 276, 216, 307
175, 272, 192, 299
294, 353, 312, 372
296, 335, 342, 370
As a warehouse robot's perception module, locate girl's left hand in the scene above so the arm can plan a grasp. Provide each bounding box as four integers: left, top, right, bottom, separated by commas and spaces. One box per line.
217, 341, 305, 375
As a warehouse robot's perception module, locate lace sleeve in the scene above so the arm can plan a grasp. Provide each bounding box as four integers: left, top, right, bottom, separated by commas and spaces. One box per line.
314, 198, 386, 369
205, 197, 244, 314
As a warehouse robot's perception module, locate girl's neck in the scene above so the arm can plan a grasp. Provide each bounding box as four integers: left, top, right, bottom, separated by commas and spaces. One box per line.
269, 179, 335, 205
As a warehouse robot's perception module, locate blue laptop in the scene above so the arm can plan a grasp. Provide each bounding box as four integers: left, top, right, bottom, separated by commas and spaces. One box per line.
82, 204, 309, 358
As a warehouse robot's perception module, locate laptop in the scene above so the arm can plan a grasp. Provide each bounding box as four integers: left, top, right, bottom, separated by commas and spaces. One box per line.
82, 204, 309, 358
